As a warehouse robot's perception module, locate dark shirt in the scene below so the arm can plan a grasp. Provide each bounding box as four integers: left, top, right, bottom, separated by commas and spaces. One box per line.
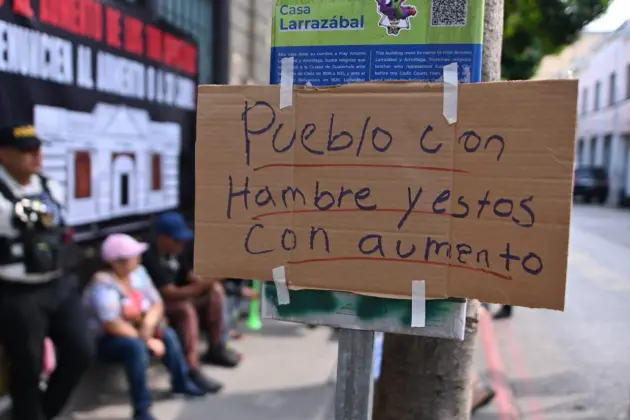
142, 244, 190, 290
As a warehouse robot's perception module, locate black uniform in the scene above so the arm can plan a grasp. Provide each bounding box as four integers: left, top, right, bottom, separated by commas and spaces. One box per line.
0, 124, 93, 420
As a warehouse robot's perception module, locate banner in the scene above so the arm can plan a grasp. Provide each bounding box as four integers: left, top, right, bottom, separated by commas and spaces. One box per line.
0, 0, 198, 234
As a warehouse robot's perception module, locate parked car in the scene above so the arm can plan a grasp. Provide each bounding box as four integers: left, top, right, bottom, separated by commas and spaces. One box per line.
573, 167, 609, 204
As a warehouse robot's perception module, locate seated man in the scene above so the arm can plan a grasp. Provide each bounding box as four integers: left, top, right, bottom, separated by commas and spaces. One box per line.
142, 212, 240, 378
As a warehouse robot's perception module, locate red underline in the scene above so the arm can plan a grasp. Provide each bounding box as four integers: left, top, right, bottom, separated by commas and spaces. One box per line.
287, 257, 512, 281
252, 208, 450, 220
253, 163, 468, 173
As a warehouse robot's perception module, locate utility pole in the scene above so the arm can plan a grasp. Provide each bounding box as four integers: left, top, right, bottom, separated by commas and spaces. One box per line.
371, 1, 505, 419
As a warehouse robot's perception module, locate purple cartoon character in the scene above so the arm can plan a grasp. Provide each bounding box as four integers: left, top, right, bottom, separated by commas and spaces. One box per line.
376, 0, 417, 35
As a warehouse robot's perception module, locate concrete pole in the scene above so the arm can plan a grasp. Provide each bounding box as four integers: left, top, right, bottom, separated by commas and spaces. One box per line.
371, 0, 505, 418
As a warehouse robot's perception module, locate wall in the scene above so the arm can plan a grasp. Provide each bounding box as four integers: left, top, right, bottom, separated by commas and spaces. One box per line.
574, 22, 630, 206
155, 0, 214, 83
532, 32, 608, 80
229, 0, 274, 84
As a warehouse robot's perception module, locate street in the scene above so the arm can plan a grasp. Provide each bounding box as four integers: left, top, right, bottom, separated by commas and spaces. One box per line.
67, 322, 337, 420
41, 204, 630, 420
476, 203, 630, 420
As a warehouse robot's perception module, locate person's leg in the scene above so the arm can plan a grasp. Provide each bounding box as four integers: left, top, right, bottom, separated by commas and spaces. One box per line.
164, 301, 222, 393
195, 286, 224, 348
195, 284, 240, 367
471, 372, 496, 414
97, 335, 153, 418
158, 327, 205, 396
43, 277, 94, 419
224, 295, 244, 341
0, 283, 49, 420
164, 301, 200, 370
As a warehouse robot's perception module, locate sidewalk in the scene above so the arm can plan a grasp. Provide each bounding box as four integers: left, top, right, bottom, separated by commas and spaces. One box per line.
69, 321, 338, 420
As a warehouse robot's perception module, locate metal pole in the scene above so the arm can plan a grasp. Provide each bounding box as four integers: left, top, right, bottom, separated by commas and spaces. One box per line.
335, 329, 375, 420
212, 0, 230, 84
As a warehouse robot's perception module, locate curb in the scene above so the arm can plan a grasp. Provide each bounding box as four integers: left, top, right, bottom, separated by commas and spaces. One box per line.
479, 309, 519, 420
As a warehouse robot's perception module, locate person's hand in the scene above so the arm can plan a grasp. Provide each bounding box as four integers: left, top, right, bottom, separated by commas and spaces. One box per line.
139, 320, 155, 341
212, 281, 227, 297
189, 273, 215, 289
146, 337, 166, 357
241, 287, 259, 300
188, 273, 204, 283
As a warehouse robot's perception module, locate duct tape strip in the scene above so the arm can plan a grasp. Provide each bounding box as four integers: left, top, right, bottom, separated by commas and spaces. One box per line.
442, 62, 459, 125
272, 266, 290, 305
411, 280, 426, 327
280, 57, 294, 109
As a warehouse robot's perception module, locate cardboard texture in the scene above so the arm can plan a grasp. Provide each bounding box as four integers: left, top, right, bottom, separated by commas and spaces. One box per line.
195, 80, 578, 310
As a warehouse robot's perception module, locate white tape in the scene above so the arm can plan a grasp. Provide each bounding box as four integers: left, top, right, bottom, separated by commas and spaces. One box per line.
280, 57, 294, 109
272, 266, 290, 305
443, 62, 459, 125
411, 280, 426, 327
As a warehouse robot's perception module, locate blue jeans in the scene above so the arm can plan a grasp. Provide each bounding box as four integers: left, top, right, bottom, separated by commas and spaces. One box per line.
97, 327, 190, 413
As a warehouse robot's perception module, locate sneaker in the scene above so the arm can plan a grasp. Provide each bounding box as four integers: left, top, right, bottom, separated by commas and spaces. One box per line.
172, 379, 207, 397
201, 345, 241, 368
189, 370, 223, 394
134, 410, 157, 420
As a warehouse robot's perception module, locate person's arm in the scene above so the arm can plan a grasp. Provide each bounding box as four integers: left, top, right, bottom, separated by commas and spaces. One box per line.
135, 265, 164, 339
142, 250, 207, 302
160, 282, 210, 301
0, 195, 14, 234
91, 282, 139, 338
45, 178, 67, 222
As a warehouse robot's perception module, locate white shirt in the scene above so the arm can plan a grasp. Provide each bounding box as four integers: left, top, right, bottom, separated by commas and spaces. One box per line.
0, 166, 66, 283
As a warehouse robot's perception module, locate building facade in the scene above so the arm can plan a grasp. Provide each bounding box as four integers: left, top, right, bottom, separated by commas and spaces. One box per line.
229, 0, 274, 84
573, 21, 630, 206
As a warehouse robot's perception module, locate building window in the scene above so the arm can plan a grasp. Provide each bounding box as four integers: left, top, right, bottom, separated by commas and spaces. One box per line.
603, 135, 612, 170
152, 154, 162, 191
594, 81, 601, 111
576, 138, 584, 165
626, 64, 630, 99
590, 137, 597, 165
581, 88, 588, 115
74, 151, 91, 198
609, 72, 616, 106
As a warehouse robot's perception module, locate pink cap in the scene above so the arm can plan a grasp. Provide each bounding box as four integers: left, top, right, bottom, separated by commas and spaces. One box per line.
101, 233, 148, 262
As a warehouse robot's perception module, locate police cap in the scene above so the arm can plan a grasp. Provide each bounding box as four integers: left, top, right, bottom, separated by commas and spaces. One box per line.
0, 123, 42, 151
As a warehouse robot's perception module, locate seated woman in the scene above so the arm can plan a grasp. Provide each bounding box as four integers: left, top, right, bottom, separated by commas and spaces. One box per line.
84, 233, 206, 420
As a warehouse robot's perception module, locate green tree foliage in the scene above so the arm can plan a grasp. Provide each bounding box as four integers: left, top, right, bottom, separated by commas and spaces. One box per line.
502, 0, 612, 80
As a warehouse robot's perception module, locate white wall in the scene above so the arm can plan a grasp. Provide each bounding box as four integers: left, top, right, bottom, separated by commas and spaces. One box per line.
575, 23, 630, 205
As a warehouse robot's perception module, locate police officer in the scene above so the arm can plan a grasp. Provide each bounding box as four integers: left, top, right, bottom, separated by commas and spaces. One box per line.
0, 124, 93, 420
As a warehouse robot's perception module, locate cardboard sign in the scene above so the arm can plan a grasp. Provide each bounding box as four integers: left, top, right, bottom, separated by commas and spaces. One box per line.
195, 80, 577, 310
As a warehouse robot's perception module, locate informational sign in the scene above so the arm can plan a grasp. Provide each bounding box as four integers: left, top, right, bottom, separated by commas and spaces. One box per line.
0, 1, 198, 232
195, 80, 578, 310
270, 0, 483, 86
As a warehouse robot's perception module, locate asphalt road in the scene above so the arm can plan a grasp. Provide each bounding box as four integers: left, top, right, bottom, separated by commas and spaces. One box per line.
479, 203, 630, 420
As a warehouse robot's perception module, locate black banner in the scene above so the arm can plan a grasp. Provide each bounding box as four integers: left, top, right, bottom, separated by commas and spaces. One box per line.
0, 0, 198, 239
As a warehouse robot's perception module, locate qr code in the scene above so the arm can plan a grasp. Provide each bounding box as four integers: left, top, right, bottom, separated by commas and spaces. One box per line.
430, 0, 468, 27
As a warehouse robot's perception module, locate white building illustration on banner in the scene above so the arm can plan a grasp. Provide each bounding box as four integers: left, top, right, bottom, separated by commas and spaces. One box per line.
33, 103, 182, 226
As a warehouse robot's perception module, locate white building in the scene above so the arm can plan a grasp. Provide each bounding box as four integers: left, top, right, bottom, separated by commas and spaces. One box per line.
573, 21, 630, 206
34, 103, 181, 226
